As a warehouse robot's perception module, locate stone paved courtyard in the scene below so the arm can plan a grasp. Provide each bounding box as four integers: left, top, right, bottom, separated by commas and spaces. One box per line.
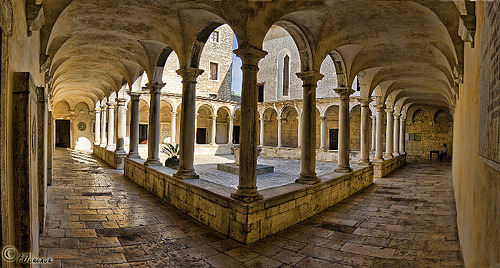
39, 148, 463, 267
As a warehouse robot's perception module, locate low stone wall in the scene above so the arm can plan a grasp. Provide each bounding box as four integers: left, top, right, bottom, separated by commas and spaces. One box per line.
261, 146, 374, 163
93, 145, 126, 169
124, 157, 373, 244
372, 154, 406, 178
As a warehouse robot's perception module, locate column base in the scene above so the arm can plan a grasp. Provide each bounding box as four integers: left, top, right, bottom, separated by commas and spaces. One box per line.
126, 152, 140, 159
94, 142, 101, 145
115, 149, 126, 154
173, 168, 199, 180
231, 188, 263, 203
384, 153, 393, 159
392, 152, 400, 157
335, 165, 352, 173
144, 158, 162, 166
372, 158, 384, 163
295, 174, 320, 185
106, 145, 116, 150
359, 160, 372, 166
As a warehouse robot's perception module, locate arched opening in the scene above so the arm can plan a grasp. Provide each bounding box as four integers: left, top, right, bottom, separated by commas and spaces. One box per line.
263, 108, 278, 146
232, 109, 241, 144
281, 107, 299, 148
138, 100, 149, 144
196, 104, 213, 144
349, 105, 361, 151
216, 107, 230, 144
325, 105, 340, 150
160, 100, 173, 144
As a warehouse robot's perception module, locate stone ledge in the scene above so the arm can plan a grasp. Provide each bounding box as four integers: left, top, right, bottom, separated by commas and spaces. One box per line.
93, 144, 126, 170
124, 157, 374, 244
372, 154, 406, 178
216, 163, 274, 175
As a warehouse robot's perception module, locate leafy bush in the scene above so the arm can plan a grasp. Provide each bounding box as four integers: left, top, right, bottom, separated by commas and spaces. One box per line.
161, 143, 179, 159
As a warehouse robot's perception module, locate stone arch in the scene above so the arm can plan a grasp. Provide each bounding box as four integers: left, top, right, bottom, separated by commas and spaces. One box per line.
411, 108, 430, 122
196, 104, 213, 144
263, 108, 278, 147
216, 106, 231, 144
281, 106, 299, 148
160, 100, 173, 144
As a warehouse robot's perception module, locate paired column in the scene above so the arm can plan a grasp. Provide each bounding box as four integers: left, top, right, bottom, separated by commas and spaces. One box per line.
374, 104, 385, 161
115, 98, 127, 154
371, 115, 376, 151
277, 117, 282, 147
171, 112, 177, 144
127, 93, 141, 158
259, 117, 264, 146
296, 71, 323, 184
399, 116, 406, 154
359, 99, 371, 166
100, 102, 107, 147
384, 108, 394, 158
228, 115, 234, 145
334, 88, 354, 173
231, 45, 267, 202
145, 82, 165, 166
320, 116, 326, 150
211, 115, 217, 145
174, 67, 204, 179
94, 106, 101, 145
106, 101, 115, 149
393, 113, 400, 156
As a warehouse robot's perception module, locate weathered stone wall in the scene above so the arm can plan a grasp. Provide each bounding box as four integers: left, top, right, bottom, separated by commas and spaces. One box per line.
452, 2, 500, 266
406, 109, 453, 160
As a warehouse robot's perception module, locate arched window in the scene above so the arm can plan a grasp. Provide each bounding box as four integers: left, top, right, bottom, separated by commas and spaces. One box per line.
283, 55, 290, 96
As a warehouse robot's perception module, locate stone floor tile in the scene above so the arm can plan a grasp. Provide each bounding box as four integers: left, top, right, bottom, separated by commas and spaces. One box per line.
225, 246, 260, 262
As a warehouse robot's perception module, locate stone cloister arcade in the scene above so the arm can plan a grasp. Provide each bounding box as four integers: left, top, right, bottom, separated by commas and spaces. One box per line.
1, 0, 498, 267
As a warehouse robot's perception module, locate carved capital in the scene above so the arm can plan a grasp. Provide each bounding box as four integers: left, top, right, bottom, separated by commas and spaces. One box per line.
385, 108, 394, 114
233, 45, 267, 67
176, 67, 204, 83
26, 4, 44, 36
116, 98, 127, 106
334, 87, 355, 99
358, 98, 372, 107
296, 71, 324, 86
374, 104, 385, 111
146, 82, 165, 93
128, 91, 141, 100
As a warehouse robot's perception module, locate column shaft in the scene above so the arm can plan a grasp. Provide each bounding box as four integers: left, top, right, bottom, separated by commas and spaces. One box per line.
371, 115, 376, 151
231, 45, 267, 202
384, 108, 394, 158
171, 112, 177, 144
334, 88, 354, 173
106, 102, 115, 149
145, 83, 164, 166
174, 68, 204, 179
100, 104, 107, 147
94, 107, 101, 145
359, 99, 371, 166
393, 114, 400, 156
115, 98, 127, 154
228, 116, 234, 145
277, 117, 282, 147
296, 71, 323, 184
374, 105, 385, 160
259, 117, 264, 146
211, 116, 217, 145
127, 93, 140, 158
400, 117, 406, 154
320, 116, 326, 150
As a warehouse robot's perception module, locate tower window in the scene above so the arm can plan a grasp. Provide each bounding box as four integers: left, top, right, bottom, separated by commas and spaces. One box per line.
211, 31, 219, 43
210, 62, 218, 80
283, 55, 290, 96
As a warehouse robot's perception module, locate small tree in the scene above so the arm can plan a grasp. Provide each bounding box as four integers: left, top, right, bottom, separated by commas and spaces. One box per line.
161, 143, 179, 159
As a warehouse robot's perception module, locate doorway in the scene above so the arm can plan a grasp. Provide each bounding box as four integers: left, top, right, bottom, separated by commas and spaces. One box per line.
329, 129, 339, 150
196, 128, 207, 144
257, 84, 264, 103
139, 124, 148, 144
56, 119, 71, 148
232, 126, 240, 144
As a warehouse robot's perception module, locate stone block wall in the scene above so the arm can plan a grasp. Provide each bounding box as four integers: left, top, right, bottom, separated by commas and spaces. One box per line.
124, 157, 373, 244
93, 145, 125, 169
373, 154, 406, 179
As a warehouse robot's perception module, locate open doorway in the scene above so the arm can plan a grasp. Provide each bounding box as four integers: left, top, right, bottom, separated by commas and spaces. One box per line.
56, 119, 71, 148
329, 129, 339, 150
139, 124, 148, 144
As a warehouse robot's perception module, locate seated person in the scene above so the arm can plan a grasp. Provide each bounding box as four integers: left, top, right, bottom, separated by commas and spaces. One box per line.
438, 143, 448, 162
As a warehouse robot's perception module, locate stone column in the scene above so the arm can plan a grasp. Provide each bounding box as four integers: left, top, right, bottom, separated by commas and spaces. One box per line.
359, 99, 371, 166
259, 117, 264, 146
393, 113, 400, 156
174, 67, 204, 179
320, 116, 326, 150
37, 87, 47, 233
231, 45, 267, 202
145, 82, 165, 166
334, 88, 354, 173
296, 71, 323, 184
297, 114, 302, 148
47, 111, 53, 185
171, 112, 177, 144
228, 115, 234, 145
211, 115, 217, 145
127, 93, 141, 158
374, 104, 385, 161
115, 98, 127, 154
400, 116, 406, 154
100, 102, 107, 147
106, 101, 116, 149
277, 117, 282, 147
94, 106, 101, 145
384, 108, 394, 158
371, 115, 376, 151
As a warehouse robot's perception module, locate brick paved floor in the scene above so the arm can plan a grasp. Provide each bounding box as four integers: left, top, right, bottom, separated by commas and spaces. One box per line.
40, 149, 463, 267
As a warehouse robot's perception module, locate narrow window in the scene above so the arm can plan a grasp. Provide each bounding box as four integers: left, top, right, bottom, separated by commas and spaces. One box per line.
210, 62, 218, 80
283, 55, 290, 96
257, 84, 264, 102
211, 31, 219, 43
